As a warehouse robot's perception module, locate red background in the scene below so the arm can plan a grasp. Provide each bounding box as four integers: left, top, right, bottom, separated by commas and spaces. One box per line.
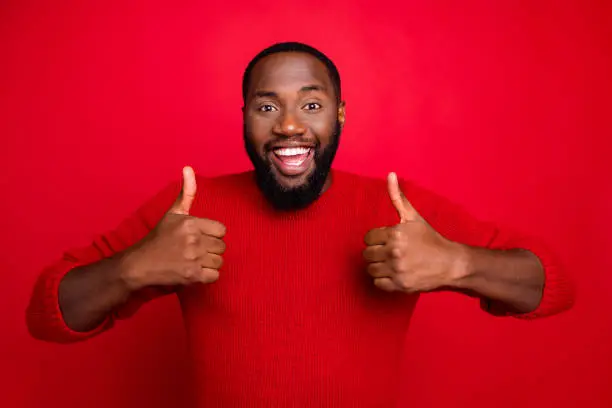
1, 1, 610, 407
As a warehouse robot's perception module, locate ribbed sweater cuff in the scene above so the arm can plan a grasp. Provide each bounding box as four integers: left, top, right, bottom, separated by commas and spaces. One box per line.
482, 236, 576, 319
28, 260, 112, 343
512, 255, 575, 319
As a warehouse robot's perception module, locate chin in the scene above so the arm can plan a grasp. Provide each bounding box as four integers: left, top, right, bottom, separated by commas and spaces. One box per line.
243, 127, 340, 210
271, 168, 315, 191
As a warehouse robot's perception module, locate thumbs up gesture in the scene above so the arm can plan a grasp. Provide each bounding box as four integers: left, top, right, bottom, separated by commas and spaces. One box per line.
120, 166, 227, 291
363, 173, 465, 293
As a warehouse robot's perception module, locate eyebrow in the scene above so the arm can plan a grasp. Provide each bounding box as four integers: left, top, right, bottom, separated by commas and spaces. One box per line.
299, 84, 326, 93
253, 90, 278, 98
253, 84, 327, 99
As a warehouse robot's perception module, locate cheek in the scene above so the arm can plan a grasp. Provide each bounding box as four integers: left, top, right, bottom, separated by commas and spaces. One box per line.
307, 113, 337, 145
246, 115, 273, 148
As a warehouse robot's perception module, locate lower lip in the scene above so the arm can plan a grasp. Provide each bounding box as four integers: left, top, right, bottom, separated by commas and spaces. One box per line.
270, 149, 314, 176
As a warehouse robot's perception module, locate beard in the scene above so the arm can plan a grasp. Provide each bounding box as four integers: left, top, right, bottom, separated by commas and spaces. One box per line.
243, 121, 341, 211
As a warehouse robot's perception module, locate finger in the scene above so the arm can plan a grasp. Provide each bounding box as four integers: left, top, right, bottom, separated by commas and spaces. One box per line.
363, 245, 389, 263
182, 264, 213, 284
366, 262, 394, 278
183, 266, 219, 284
170, 166, 197, 215
387, 172, 419, 223
200, 253, 224, 270
195, 218, 227, 238
374, 277, 397, 292
201, 236, 226, 255
364, 227, 390, 246
198, 267, 220, 284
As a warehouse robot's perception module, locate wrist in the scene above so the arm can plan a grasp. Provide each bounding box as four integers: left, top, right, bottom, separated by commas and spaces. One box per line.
115, 250, 145, 293
445, 242, 475, 290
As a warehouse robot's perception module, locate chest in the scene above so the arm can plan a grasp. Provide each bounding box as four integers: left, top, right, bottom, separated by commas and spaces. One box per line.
180, 205, 415, 329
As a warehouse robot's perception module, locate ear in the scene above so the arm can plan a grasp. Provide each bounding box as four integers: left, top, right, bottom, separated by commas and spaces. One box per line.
338, 101, 346, 128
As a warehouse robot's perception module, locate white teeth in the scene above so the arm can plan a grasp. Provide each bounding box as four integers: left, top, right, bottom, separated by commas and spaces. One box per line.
274, 147, 310, 156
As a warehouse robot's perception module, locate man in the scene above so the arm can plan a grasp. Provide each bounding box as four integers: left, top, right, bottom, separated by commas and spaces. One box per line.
27, 42, 574, 407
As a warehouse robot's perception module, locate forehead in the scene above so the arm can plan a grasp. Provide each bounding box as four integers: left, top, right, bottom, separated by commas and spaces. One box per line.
248, 52, 333, 96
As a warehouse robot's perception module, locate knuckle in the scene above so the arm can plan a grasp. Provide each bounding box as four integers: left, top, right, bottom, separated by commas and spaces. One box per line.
184, 234, 199, 246
396, 277, 411, 291
181, 218, 197, 233
182, 265, 195, 280
392, 259, 406, 273
390, 246, 402, 258
183, 247, 198, 261
391, 228, 403, 240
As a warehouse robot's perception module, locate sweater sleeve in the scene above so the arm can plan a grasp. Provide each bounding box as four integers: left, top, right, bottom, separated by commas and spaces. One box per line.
401, 179, 575, 319
26, 179, 183, 343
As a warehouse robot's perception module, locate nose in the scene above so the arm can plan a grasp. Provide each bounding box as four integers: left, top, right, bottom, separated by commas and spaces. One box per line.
273, 111, 306, 137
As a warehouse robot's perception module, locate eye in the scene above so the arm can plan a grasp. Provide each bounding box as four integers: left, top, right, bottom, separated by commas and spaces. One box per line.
303, 102, 322, 111
258, 104, 278, 113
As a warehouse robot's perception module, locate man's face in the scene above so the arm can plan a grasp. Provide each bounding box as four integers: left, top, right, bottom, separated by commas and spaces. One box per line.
243, 52, 345, 210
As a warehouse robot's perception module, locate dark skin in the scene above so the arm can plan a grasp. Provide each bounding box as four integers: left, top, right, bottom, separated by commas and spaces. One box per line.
244, 53, 544, 313
243, 52, 345, 191
58, 51, 543, 332
58, 166, 226, 331
364, 172, 544, 313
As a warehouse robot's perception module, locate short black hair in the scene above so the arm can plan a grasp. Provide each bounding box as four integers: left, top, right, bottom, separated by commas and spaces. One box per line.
242, 41, 342, 104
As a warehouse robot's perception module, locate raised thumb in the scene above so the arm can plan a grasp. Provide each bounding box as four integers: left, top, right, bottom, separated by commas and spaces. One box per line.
169, 166, 197, 215
387, 172, 415, 223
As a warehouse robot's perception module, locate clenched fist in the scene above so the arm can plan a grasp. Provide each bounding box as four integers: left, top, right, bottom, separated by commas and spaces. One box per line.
121, 166, 227, 290
363, 172, 466, 293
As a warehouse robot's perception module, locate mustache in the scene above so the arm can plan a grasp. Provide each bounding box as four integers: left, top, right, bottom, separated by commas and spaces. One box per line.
242, 119, 342, 210
263, 138, 320, 151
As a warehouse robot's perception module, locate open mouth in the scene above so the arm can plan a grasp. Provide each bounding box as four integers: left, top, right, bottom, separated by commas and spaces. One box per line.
269, 146, 315, 176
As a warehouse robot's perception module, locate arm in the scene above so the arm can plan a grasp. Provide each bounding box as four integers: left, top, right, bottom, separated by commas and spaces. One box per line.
26, 179, 181, 343
58, 255, 135, 333
421, 184, 574, 318
363, 173, 575, 319
452, 245, 546, 315
27, 168, 226, 343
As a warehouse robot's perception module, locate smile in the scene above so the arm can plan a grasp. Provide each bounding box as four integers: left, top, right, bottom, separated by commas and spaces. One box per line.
270, 146, 315, 176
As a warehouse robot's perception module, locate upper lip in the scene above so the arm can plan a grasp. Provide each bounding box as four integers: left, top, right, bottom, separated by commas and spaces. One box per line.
269, 142, 315, 151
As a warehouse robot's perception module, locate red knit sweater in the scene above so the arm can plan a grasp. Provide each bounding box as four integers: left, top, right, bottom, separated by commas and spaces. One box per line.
27, 169, 574, 407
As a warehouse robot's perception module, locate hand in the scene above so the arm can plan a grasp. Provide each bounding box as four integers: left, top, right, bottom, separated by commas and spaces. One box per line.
120, 166, 227, 290
363, 172, 466, 293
